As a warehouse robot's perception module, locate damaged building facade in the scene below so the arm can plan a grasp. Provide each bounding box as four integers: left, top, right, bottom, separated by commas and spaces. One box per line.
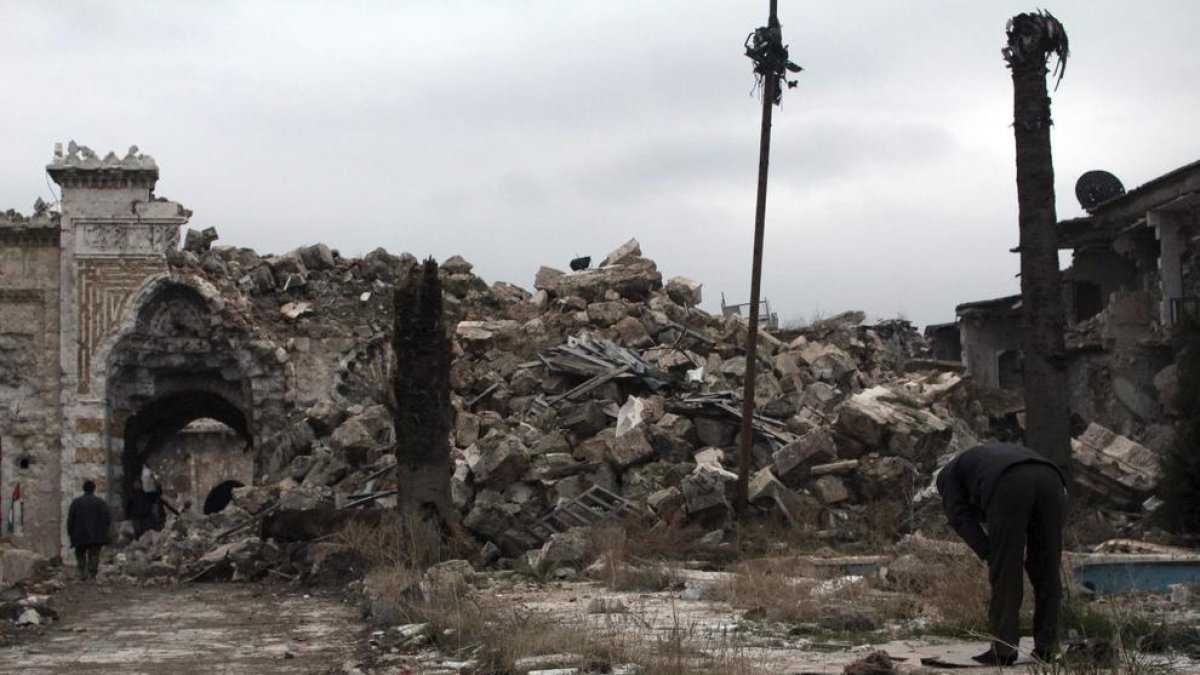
955, 159, 1200, 442
0, 145, 315, 556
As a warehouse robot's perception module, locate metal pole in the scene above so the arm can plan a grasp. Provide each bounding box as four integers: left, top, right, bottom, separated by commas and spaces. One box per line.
736, 0, 779, 515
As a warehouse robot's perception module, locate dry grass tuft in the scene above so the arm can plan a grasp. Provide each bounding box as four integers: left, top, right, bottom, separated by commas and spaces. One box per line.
335, 509, 475, 571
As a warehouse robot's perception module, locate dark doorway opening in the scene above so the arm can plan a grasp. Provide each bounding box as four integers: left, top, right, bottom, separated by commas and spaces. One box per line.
203, 479, 245, 515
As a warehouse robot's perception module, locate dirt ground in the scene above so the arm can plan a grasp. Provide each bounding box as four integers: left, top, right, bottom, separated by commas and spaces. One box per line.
0, 581, 364, 675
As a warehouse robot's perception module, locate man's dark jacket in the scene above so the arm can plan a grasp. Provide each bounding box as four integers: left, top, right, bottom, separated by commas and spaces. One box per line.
67, 493, 111, 548
936, 442, 1064, 560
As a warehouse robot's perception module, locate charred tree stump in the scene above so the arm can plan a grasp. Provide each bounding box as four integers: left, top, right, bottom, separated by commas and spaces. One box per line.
392, 258, 456, 527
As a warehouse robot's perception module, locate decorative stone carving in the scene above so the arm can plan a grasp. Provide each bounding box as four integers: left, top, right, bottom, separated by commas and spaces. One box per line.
78, 222, 180, 256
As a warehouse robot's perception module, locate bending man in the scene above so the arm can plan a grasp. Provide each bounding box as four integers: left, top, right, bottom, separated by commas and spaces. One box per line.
937, 442, 1067, 665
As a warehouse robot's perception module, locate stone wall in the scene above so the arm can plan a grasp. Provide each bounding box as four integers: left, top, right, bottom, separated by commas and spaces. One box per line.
0, 213, 62, 556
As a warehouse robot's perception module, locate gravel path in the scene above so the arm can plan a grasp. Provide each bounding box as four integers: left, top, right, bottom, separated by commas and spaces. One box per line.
0, 582, 362, 674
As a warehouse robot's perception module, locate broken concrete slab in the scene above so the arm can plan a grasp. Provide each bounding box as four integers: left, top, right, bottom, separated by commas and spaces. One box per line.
1072, 423, 1161, 506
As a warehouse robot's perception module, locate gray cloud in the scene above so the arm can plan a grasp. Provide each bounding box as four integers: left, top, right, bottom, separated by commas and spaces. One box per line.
2, 1, 1198, 328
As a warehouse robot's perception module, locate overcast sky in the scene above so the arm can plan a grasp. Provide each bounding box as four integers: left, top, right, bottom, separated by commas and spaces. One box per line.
2, 1, 1197, 328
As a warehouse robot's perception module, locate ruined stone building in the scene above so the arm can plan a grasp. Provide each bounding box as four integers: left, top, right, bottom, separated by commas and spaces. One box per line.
0, 145, 402, 557
954, 159, 1200, 439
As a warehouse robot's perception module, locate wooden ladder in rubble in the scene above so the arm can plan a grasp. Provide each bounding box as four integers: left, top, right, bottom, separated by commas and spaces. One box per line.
527, 486, 642, 542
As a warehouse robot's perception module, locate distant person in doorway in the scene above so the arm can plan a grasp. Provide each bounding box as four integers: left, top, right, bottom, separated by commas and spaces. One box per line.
125, 480, 154, 539
141, 466, 165, 530
66, 480, 111, 581
937, 442, 1067, 665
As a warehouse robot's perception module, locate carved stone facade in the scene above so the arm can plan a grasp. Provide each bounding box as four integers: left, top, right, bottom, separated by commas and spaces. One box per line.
1, 144, 385, 557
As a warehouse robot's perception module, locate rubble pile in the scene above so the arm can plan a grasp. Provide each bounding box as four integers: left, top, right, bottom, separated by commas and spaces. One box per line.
167, 238, 991, 557
97, 235, 1161, 579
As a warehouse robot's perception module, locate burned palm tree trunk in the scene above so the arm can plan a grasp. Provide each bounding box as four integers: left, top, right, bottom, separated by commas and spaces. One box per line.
392, 258, 456, 526
1004, 11, 1072, 478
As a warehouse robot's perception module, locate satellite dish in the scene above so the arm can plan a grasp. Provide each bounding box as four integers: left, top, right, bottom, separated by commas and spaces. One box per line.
1075, 170, 1125, 211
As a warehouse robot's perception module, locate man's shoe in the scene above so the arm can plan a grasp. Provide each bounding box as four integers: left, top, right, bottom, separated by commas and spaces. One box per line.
972, 649, 1017, 666
1032, 647, 1060, 663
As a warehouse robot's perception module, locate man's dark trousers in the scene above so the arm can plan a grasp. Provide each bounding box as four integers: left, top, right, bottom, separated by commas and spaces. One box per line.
986, 462, 1066, 657
74, 545, 101, 580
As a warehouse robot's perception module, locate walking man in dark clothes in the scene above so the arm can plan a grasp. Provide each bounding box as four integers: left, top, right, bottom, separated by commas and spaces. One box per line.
66, 479, 111, 581
937, 442, 1067, 665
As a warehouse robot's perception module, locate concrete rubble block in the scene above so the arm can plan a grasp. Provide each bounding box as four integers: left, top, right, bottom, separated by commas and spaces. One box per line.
613, 315, 653, 348
452, 461, 474, 511
809, 459, 859, 476
183, 226, 219, 253
530, 430, 571, 456
773, 351, 803, 381
747, 467, 784, 504
0, 546, 48, 589
586, 301, 628, 326
718, 355, 747, 379
796, 343, 857, 383
441, 255, 474, 275
800, 382, 842, 412
536, 528, 592, 572
773, 487, 823, 529
561, 400, 609, 438
289, 454, 317, 481
812, 475, 851, 505
694, 447, 725, 468
620, 461, 671, 501
465, 430, 531, 487
574, 429, 614, 463
463, 499, 514, 542
301, 444, 350, 487
534, 266, 566, 291
455, 412, 482, 448
654, 412, 696, 443
835, 387, 950, 465
442, 273, 478, 297
601, 238, 642, 267
807, 310, 867, 335
509, 367, 543, 397
16, 608, 41, 625
855, 455, 910, 500
646, 486, 684, 518
542, 259, 663, 302
665, 276, 702, 306
456, 320, 521, 352
609, 426, 657, 469
330, 404, 393, 466
305, 400, 346, 437
693, 416, 737, 447
680, 464, 736, 514
772, 428, 838, 482
421, 559, 475, 597
1072, 422, 1162, 503
529, 452, 576, 481
230, 486, 278, 515
270, 252, 308, 288
615, 396, 647, 437
299, 243, 336, 271
279, 486, 331, 511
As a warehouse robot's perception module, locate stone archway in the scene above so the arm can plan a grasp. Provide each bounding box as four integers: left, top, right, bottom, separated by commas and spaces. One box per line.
121, 390, 252, 503
99, 275, 287, 514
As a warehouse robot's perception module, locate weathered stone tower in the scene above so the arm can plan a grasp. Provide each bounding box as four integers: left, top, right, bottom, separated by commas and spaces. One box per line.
0, 144, 191, 556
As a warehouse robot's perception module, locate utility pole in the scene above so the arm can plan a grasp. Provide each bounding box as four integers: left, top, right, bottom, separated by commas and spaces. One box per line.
736, 0, 801, 515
